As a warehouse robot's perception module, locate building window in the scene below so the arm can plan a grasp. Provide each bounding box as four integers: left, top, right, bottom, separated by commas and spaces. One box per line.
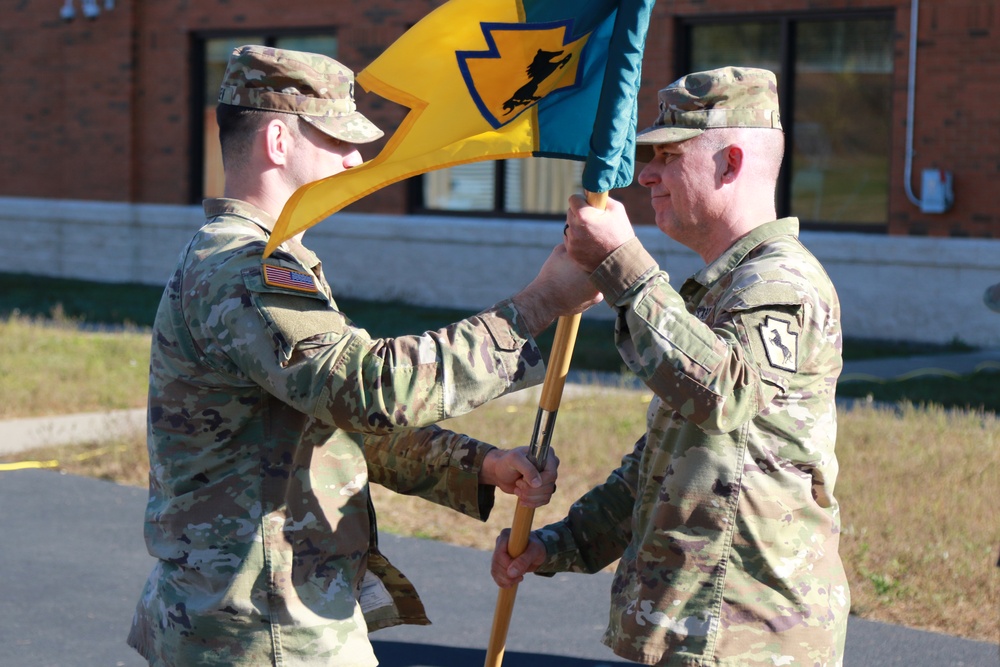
195, 33, 338, 201
681, 13, 893, 230
418, 158, 584, 216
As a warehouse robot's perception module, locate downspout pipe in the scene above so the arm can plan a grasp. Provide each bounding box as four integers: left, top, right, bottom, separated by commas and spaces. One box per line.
903, 0, 922, 206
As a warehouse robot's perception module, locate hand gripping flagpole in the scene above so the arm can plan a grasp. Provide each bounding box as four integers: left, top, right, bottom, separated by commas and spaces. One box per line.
484, 190, 608, 667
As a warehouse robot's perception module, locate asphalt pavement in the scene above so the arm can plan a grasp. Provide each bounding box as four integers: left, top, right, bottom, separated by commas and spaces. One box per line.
1, 349, 998, 666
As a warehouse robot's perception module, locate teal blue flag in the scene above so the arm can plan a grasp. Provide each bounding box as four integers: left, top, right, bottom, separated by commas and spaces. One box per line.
581, 0, 654, 193
526, 0, 654, 193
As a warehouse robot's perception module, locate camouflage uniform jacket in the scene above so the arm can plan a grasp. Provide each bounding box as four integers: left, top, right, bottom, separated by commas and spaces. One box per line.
127, 198, 546, 666
535, 219, 848, 666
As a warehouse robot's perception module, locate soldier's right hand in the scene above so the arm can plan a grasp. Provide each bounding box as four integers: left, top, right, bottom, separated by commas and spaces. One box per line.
564, 194, 636, 273
490, 528, 547, 588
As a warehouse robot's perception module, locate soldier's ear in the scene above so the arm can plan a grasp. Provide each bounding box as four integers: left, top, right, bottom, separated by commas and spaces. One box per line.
721, 145, 743, 183
264, 118, 293, 166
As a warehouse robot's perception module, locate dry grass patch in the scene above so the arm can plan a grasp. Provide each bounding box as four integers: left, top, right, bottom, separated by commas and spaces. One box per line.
374, 394, 1000, 643
371, 387, 649, 548
0, 435, 149, 481
0, 314, 150, 419
836, 402, 999, 642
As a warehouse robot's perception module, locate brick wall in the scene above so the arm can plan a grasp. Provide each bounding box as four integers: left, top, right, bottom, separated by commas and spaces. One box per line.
889, 0, 1000, 237
2, 0, 997, 237
3, 2, 135, 201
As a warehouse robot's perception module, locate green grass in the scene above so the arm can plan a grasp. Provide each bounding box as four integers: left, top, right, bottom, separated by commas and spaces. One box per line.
1, 271, 992, 411
839, 370, 1000, 413
840, 337, 975, 360
0, 272, 635, 373
0, 273, 164, 328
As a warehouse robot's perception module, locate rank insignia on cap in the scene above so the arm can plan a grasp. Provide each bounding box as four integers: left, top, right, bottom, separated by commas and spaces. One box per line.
759, 316, 798, 372
263, 264, 318, 293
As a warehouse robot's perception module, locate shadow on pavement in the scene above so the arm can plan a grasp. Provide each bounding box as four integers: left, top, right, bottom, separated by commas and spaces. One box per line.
373, 640, 632, 666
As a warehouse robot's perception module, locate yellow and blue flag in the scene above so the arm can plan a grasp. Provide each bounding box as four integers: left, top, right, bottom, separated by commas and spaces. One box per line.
265, 0, 653, 256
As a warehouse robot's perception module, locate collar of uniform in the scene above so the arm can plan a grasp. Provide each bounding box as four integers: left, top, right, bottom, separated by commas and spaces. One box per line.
203, 198, 276, 233
202, 197, 322, 272
691, 217, 799, 290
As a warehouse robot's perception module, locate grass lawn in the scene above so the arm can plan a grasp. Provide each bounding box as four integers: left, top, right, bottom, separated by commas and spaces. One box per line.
839, 370, 1000, 414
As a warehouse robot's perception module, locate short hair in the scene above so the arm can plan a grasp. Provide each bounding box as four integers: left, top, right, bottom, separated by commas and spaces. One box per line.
215, 104, 302, 172
699, 127, 785, 182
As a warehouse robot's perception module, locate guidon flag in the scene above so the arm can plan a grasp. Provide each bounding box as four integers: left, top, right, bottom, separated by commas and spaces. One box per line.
265, 0, 653, 257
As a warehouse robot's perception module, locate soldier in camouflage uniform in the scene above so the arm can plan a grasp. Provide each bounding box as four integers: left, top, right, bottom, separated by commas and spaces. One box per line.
127, 45, 601, 666
492, 67, 849, 666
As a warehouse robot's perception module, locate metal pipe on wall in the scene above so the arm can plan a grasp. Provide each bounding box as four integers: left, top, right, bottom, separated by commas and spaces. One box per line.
903, 0, 922, 207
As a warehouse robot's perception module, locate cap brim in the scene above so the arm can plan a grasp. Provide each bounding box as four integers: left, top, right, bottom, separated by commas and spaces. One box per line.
634, 125, 704, 162
301, 112, 384, 144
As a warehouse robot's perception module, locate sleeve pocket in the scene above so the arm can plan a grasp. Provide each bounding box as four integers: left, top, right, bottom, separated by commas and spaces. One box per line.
242, 264, 348, 367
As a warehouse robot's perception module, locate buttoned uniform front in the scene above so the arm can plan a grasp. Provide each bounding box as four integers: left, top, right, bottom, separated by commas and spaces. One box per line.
535, 218, 848, 666
127, 198, 547, 666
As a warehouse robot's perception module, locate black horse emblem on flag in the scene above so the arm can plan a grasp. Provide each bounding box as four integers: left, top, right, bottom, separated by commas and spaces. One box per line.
502, 48, 573, 114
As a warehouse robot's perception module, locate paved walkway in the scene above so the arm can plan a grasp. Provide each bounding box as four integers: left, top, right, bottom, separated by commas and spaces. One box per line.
0, 408, 145, 458
1, 349, 998, 665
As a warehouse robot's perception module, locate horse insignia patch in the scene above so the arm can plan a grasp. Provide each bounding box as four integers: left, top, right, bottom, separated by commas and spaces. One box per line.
458, 20, 589, 129
759, 316, 798, 372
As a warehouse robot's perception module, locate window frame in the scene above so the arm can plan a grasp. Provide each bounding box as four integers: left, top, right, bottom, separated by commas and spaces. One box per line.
409, 159, 579, 221
676, 9, 895, 234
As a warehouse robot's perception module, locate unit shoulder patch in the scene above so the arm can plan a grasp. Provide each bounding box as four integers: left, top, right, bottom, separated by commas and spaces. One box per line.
262, 263, 318, 293
759, 316, 798, 372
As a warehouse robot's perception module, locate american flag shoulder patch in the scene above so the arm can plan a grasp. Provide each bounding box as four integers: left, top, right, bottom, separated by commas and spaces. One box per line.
262, 264, 318, 293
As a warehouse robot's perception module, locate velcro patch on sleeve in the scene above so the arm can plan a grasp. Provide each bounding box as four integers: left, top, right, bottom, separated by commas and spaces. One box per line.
263, 264, 318, 293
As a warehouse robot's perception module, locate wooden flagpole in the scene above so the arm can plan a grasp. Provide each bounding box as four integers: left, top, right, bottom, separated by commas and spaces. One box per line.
483, 190, 608, 667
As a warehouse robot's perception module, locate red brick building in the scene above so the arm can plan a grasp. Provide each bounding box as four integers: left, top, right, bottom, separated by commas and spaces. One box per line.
2, 0, 997, 237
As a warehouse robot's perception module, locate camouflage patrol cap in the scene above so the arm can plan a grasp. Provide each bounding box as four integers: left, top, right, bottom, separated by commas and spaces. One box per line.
635, 66, 782, 162
218, 45, 383, 144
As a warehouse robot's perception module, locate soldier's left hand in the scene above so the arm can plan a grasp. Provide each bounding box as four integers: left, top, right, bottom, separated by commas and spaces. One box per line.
491, 528, 546, 587
481, 447, 559, 507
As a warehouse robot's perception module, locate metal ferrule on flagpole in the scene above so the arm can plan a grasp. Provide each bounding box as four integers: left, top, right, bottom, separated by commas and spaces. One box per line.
527, 407, 558, 470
